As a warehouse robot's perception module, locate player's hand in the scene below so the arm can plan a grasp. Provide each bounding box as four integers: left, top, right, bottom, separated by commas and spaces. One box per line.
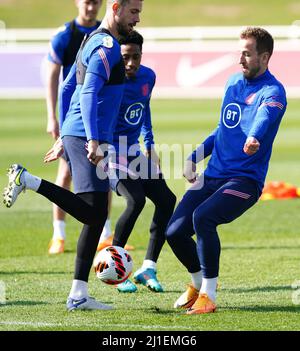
145, 148, 160, 167
47, 118, 59, 140
243, 136, 260, 156
183, 160, 198, 183
44, 137, 64, 163
86, 139, 104, 165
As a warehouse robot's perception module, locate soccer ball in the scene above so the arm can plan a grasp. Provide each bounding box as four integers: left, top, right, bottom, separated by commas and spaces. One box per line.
93, 246, 133, 285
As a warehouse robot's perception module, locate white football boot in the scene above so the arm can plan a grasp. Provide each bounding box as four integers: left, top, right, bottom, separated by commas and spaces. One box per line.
66, 296, 113, 312
3, 164, 27, 208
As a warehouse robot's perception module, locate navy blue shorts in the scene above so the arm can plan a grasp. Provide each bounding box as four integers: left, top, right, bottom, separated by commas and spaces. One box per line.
168, 176, 261, 237
62, 136, 109, 194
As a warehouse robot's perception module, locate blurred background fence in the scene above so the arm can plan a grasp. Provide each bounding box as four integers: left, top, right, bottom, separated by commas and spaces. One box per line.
0, 24, 300, 99
1, 0, 300, 99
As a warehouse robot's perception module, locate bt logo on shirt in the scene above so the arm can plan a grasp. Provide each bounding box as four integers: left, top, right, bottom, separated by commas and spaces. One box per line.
222, 103, 242, 129
124, 102, 145, 125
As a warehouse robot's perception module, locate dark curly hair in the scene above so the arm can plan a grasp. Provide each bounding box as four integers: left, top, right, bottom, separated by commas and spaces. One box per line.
119, 30, 144, 51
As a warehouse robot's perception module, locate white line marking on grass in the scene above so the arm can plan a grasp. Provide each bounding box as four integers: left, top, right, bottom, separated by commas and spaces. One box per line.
108, 324, 194, 330
0, 321, 194, 330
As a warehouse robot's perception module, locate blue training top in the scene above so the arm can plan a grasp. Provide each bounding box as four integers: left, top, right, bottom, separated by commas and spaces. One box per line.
112, 65, 156, 155
59, 29, 125, 143
48, 19, 101, 79
189, 69, 287, 191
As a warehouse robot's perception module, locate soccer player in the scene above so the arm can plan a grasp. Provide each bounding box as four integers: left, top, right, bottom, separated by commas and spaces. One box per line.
3, 0, 144, 311
107, 31, 176, 293
165, 27, 287, 314
46, 0, 103, 254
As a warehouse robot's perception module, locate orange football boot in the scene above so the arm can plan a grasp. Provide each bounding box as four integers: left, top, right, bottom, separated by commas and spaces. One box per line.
174, 284, 199, 309
48, 238, 65, 254
186, 293, 217, 315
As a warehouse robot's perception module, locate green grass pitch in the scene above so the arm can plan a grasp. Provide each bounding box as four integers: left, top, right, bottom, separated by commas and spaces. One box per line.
0, 98, 299, 331
1, 0, 299, 27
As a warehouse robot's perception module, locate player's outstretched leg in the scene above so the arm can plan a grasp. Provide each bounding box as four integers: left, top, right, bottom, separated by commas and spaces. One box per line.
48, 158, 71, 255
3, 163, 106, 226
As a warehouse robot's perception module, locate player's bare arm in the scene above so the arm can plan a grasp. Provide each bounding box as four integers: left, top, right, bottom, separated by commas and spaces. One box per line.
46, 61, 61, 139
44, 137, 64, 163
